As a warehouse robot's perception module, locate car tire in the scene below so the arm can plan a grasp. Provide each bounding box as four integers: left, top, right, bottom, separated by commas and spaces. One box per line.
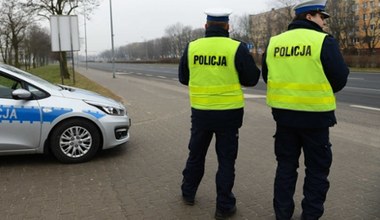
50, 119, 101, 163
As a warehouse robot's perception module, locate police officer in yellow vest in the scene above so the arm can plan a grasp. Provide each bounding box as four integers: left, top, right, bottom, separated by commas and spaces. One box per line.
179, 8, 260, 219
261, 0, 349, 220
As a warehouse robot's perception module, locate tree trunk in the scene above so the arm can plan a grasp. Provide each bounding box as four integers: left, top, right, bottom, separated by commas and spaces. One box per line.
59, 51, 70, 79
14, 45, 20, 68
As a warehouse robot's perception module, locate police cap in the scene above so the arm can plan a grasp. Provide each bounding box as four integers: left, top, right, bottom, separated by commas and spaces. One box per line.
293, 0, 330, 18
204, 8, 232, 22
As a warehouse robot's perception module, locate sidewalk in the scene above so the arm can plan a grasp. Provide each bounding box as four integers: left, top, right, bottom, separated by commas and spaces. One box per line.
77, 67, 380, 220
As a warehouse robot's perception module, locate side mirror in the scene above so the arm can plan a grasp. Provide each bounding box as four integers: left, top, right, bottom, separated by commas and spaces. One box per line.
12, 89, 32, 100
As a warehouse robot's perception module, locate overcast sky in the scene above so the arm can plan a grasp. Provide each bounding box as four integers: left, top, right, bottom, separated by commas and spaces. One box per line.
81, 0, 274, 55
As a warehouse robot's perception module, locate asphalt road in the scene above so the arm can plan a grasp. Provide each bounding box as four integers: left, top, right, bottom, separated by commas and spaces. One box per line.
83, 62, 380, 109
0, 63, 378, 220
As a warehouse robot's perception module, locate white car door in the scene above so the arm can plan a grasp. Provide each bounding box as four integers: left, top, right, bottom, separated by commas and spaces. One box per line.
0, 73, 42, 151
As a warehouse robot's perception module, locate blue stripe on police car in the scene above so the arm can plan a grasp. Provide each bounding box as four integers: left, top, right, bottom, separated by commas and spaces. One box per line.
42, 107, 73, 123
0, 105, 72, 123
83, 110, 106, 119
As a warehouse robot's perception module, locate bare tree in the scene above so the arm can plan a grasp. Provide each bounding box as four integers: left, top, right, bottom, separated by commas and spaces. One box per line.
269, 0, 299, 9
248, 0, 296, 62
327, 0, 357, 54
359, 2, 380, 54
231, 14, 251, 42
165, 23, 193, 58
0, 0, 33, 67
24, 0, 100, 78
267, 0, 297, 35
0, 27, 12, 64
160, 36, 172, 59
24, 25, 52, 69
191, 28, 204, 40
273, 7, 294, 34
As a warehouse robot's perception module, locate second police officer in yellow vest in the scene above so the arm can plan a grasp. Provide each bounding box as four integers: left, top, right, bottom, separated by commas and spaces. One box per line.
262, 0, 349, 220
179, 8, 261, 220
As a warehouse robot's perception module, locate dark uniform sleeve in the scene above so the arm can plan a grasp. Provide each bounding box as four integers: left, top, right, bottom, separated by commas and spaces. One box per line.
261, 51, 268, 83
235, 43, 261, 87
178, 44, 190, 86
321, 36, 350, 93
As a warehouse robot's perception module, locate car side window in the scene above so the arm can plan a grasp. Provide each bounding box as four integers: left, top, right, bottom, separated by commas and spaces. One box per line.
0, 72, 49, 99
0, 74, 19, 99
25, 83, 49, 99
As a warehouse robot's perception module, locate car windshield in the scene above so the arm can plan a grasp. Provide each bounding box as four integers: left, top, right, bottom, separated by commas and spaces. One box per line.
1, 64, 62, 91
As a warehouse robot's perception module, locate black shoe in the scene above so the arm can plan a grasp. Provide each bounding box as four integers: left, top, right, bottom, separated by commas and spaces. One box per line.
301, 214, 318, 220
214, 206, 237, 219
182, 196, 195, 206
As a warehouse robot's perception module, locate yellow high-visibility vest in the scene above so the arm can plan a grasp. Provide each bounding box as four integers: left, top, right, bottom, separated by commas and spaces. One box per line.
188, 37, 244, 110
266, 29, 336, 112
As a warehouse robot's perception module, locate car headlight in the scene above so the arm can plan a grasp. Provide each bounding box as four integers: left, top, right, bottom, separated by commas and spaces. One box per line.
100, 105, 125, 115
85, 100, 126, 116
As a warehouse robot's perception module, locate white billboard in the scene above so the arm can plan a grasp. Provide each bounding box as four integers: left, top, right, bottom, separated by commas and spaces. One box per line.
50, 15, 80, 52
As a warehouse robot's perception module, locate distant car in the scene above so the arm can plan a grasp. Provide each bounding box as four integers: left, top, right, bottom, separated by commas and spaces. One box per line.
0, 63, 131, 163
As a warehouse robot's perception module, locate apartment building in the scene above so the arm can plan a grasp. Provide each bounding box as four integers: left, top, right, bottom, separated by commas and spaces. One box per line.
353, 0, 380, 53
249, 0, 380, 55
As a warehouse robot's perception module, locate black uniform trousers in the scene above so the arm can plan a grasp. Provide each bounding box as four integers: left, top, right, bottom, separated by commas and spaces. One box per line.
181, 126, 239, 211
273, 125, 332, 220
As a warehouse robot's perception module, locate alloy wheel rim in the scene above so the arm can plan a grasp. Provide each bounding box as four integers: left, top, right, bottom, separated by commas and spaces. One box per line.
59, 126, 92, 158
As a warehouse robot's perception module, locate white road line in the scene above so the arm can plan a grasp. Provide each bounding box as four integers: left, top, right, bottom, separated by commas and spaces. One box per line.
244, 94, 266, 99
157, 76, 167, 79
136, 72, 143, 75
346, 87, 380, 92
350, 105, 380, 111
348, 77, 364, 80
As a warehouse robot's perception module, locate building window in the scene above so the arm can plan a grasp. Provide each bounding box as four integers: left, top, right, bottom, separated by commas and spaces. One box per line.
363, 14, 367, 20
363, 2, 368, 8
352, 4, 358, 12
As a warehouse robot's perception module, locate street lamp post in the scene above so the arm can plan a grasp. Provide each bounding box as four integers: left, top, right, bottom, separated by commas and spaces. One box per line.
83, 5, 88, 70
109, 0, 115, 78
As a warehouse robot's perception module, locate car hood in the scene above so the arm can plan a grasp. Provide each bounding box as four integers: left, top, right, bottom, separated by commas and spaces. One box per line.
58, 85, 123, 107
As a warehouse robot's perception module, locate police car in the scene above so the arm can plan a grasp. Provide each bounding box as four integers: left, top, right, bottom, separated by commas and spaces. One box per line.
0, 63, 131, 163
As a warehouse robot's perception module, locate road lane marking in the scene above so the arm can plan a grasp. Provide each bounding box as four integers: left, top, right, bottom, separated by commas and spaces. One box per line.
157, 76, 167, 79
346, 87, 380, 92
350, 105, 380, 111
348, 77, 364, 80
244, 94, 266, 99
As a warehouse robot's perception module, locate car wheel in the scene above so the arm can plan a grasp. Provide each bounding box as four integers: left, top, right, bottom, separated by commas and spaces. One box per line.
50, 119, 101, 163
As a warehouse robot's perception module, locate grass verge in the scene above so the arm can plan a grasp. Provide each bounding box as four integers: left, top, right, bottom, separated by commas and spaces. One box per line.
349, 67, 380, 73
29, 64, 122, 102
